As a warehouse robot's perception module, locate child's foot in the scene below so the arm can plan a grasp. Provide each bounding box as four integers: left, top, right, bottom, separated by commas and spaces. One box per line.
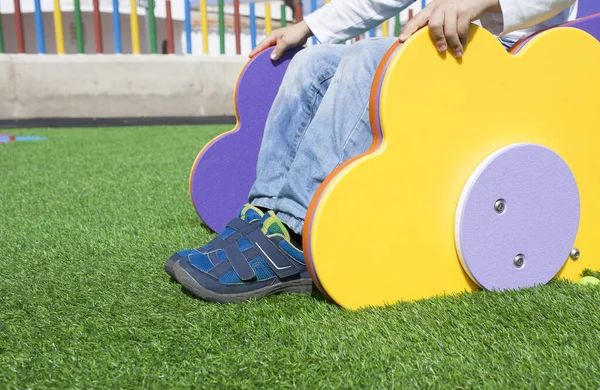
172, 210, 313, 303
164, 204, 264, 279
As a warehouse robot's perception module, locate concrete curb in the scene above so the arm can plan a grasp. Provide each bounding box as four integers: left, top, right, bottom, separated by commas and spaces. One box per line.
0, 54, 247, 120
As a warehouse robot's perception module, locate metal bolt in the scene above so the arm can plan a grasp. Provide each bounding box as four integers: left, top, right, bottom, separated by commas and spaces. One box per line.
570, 248, 580, 260
514, 254, 525, 268
494, 199, 506, 214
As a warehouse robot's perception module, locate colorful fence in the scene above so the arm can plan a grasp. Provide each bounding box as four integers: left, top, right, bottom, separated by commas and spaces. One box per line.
0, 0, 423, 55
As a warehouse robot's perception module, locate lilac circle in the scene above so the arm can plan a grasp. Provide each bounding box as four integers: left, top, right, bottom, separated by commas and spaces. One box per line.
455, 144, 580, 291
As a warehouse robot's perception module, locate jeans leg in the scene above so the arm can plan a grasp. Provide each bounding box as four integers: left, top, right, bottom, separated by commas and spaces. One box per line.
273, 38, 398, 234
249, 44, 347, 211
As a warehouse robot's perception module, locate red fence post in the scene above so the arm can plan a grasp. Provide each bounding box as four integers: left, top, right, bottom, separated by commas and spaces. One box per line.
166, 0, 175, 53
14, 0, 25, 53
93, 0, 104, 53
294, 1, 302, 23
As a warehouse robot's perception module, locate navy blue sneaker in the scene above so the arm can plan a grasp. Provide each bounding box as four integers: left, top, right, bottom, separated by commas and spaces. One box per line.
173, 210, 313, 303
164, 205, 264, 279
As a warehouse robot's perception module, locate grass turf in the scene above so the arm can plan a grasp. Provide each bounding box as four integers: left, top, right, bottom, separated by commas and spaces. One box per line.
1, 125, 600, 389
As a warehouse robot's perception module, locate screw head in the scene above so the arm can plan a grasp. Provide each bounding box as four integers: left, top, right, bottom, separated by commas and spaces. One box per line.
514, 254, 525, 268
494, 199, 506, 214
570, 248, 580, 260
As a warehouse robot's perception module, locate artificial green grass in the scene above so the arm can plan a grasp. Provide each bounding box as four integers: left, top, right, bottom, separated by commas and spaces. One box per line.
1, 126, 600, 389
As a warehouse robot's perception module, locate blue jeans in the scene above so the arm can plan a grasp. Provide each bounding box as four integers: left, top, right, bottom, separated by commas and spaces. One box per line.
249, 37, 512, 234
249, 38, 398, 234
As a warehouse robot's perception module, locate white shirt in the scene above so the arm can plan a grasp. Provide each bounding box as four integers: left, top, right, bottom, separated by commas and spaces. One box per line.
304, 0, 578, 45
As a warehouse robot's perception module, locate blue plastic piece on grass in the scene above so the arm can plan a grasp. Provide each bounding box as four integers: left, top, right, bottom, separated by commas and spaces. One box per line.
15, 136, 48, 142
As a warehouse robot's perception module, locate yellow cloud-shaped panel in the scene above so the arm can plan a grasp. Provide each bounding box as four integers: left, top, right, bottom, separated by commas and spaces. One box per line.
305, 25, 600, 310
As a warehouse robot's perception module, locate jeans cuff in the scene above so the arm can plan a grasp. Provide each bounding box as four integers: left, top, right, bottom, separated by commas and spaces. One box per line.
276, 212, 305, 235
250, 197, 277, 211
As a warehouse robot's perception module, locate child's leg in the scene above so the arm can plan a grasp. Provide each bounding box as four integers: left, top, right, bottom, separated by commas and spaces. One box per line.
271, 38, 397, 234
169, 39, 395, 302
249, 44, 348, 211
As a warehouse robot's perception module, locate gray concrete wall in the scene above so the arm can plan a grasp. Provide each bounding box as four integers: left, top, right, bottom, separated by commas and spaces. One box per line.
0, 54, 247, 119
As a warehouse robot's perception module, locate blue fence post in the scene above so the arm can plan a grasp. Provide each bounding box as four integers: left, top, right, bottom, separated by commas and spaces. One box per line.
184, 0, 192, 54
34, 0, 45, 53
249, 2, 257, 50
113, 0, 122, 53
310, 0, 316, 44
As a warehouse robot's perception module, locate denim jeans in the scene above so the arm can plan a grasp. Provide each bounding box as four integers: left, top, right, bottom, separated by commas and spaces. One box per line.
249, 38, 398, 234
249, 37, 512, 234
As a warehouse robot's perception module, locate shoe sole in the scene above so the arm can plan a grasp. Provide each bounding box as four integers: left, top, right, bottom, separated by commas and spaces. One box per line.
164, 259, 178, 279
173, 262, 314, 303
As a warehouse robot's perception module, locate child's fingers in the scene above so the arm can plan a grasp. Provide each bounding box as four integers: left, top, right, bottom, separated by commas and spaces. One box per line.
457, 13, 470, 50
271, 39, 291, 61
249, 34, 277, 58
443, 7, 463, 57
428, 6, 447, 52
399, 6, 431, 41
249, 36, 274, 57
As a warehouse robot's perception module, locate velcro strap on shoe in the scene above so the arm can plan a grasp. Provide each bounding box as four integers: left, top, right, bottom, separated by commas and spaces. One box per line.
247, 230, 300, 279
227, 218, 260, 236
209, 236, 227, 250
208, 251, 221, 267
223, 240, 256, 281
206, 219, 259, 250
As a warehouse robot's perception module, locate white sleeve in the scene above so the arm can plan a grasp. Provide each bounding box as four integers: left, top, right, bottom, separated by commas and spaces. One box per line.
304, 0, 416, 43
481, 0, 577, 35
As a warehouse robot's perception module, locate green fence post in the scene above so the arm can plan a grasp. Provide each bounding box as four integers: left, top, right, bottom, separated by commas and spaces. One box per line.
280, 4, 286, 27
0, 11, 5, 53
74, 0, 85, 53
218, 0, 225, 54
147, 0, 157, 53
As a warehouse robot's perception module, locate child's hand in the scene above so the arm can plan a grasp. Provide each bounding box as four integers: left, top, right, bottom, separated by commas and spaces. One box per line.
249, 21, 313, 61
399, 0, 500, 58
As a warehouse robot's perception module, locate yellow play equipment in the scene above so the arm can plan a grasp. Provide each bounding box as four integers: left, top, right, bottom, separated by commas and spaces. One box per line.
191, 15, 600, 310
304, 25, 600, 309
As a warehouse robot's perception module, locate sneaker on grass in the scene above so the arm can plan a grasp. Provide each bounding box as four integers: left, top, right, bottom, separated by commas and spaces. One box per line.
164, 204, 264, 279
173, 208, 313, 303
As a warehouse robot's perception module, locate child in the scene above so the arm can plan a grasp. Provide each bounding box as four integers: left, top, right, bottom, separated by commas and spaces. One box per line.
167, 0, 578, 303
